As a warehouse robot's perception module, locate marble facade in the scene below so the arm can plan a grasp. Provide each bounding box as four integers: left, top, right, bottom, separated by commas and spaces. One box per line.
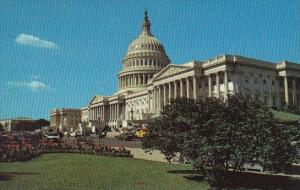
50, 11, 300, 130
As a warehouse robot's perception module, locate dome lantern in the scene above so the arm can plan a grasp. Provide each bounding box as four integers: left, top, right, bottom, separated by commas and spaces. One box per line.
142, 10, 151, 36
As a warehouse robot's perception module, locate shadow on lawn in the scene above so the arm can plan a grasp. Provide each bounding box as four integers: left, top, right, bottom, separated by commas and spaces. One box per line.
0, 172, 39, 181
168, 170, 300, 190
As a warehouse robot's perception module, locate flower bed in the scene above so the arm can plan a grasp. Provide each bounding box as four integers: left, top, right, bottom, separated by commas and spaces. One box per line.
0, 140, 132, 162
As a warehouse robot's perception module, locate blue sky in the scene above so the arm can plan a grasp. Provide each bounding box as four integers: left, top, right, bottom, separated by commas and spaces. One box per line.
0, 0, 299, 120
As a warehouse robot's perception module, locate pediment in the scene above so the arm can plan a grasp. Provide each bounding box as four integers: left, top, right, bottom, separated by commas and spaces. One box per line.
152, 65, 190, 81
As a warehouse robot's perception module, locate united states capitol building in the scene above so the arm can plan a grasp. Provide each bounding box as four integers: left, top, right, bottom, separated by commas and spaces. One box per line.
50, 11, 300, 131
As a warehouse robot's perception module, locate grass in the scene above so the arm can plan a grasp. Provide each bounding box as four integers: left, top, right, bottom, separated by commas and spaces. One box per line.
271, 110, 300, 122
0, 153, 209, 190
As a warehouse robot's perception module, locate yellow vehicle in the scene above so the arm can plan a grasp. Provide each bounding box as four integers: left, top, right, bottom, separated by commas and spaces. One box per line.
135, 129, 147, 138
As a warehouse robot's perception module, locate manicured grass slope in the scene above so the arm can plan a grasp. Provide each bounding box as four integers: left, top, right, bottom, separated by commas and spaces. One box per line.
272, 110, 300, 122
0, 153, 209, 190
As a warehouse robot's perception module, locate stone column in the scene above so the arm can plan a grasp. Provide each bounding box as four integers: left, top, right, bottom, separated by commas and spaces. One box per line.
90, 108, 92, 120
148, 91, 151, 111
174, 81, 178, 98
193, 76, 198, 99
163, 84, 167, 106
186, 78, 190, 98
154, 87, 157, 110
116, 104, 119, 120
180, 79, 184, 97
201, 77, 205, 99
96, 107, 98, 119
232, 72, 236, 95
153, 88, 156, 111
108, 105, 111, 121
123, 76, 125, 88
216, 72, 220, 98
158, 86, 162, 110
292, 78, 297, 105
143, 74, 146, 85
114, 104, 116, 120
224, 71, 228, 99
208, 74, 212, 97
131, 75, 134, 86
123, 77, 125, 88
110, 105, 113, 121
168, 82, 172, 102
137, 74, 140, 86
120, 77, 122, 88
284, 76, 289, 105
100, 106, 102, 121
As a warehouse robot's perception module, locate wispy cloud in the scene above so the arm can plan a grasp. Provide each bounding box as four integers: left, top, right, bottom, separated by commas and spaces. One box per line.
15, 33, 58, 49
8, 80, 53, 91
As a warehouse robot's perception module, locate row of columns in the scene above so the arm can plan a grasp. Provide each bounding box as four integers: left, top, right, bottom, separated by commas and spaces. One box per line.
89, 106, 105, 121
207, 71, 230, 98
124, 59, 165, 68
89, 104, 119, 122
109, 104, 119, 121
283, 76, 298, 105
152, 76, 199, 111
119, 73, 153, 88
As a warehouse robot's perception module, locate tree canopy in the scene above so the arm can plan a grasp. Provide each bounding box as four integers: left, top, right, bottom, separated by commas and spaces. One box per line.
142, 95, 299, 184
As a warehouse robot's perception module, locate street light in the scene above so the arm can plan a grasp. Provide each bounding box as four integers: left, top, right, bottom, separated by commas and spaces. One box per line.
97, 115, 101, 146
130, 108, 134, 121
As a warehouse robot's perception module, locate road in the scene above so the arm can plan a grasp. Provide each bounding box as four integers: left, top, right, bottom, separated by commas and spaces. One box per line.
63, 136, 142, 148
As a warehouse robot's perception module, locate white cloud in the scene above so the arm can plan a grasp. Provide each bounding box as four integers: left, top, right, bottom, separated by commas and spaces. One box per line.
15, 33, 58, 49
8, 80, 52, 91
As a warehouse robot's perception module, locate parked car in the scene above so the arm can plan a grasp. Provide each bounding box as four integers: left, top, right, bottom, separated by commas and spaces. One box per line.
44, 133, 59, 139
69, 132, 76, 137
116, 132, 135, 141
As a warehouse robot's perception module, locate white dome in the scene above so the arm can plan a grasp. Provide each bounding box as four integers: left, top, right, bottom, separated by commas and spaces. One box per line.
117, 11, 170, 94
127, 34, 166, 55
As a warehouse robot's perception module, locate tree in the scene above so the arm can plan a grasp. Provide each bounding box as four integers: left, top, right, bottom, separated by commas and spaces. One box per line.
142, 95, 299, 184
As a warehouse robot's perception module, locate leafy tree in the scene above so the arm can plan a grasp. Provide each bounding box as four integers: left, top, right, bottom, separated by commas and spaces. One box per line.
142, 95, 299, 184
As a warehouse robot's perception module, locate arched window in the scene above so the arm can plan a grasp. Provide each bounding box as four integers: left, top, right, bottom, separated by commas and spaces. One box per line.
141, 60, 143, 66
145, 60, 148, 66
149, 60, 152, 66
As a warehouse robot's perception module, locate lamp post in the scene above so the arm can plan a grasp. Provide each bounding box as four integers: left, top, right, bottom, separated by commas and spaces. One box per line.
130, 108, 134, 121
97, 116, 101, 146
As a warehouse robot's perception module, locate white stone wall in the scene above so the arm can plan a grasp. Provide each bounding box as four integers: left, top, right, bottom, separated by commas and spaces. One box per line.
237, 64, 279, 107
125, 94, 149, 121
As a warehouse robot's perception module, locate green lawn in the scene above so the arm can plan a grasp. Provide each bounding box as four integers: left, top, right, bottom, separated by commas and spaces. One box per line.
0, 153, 209, 190
271, 110, 300, 122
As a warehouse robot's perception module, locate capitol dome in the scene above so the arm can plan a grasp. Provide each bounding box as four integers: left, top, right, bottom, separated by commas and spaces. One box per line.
126, 32, 167, 55
118, 10, 170, 93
